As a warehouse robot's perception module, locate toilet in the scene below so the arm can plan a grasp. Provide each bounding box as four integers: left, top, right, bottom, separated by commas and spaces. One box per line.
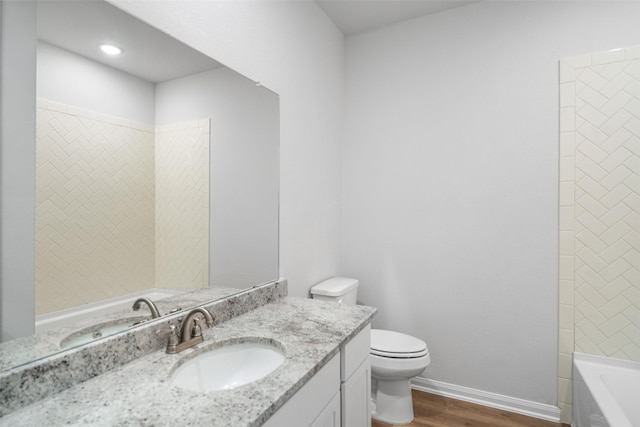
310, 277, 430, 425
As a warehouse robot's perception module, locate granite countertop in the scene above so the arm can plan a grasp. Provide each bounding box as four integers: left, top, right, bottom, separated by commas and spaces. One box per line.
1, 297, 375, 426
0, 286, 246, 372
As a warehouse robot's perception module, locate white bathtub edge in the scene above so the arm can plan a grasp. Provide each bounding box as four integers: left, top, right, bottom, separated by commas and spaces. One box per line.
573, 352, 640, 371
573, 352, 640, 427
35, 288, 183, 333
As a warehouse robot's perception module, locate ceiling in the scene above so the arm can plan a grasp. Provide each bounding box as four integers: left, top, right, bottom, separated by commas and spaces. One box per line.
316, 0, 479, 35
36, 1, 477, 83
36, 1, 222, 83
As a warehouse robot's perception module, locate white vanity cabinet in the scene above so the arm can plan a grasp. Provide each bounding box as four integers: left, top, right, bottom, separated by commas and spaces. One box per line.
263, 353, 341, 427
341, 324, 371, 427
263, 324, 371, 427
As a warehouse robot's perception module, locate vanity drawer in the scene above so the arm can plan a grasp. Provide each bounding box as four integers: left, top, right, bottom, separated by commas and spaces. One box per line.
342, 324, 371, 381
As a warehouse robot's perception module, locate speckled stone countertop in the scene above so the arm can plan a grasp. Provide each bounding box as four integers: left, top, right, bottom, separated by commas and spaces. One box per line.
0, 281, 287, 416
0, 286, 245, 372
1, 297, 376, 426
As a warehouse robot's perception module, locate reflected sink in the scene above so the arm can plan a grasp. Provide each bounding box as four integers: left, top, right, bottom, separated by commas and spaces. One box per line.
60, 316, 146, 349
170, 342, 285, 392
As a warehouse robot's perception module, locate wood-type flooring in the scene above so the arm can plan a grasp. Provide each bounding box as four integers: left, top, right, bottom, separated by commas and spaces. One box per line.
371, 390, 571, 427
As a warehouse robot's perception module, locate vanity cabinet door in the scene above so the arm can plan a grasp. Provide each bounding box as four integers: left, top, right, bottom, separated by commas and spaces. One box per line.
341, 324, 371, 427
310, 391, 341, 427
342, 357, 371, 427
263, 354, 340, 427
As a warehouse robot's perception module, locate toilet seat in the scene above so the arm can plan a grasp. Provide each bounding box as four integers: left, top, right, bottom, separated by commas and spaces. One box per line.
371, 329, 428, 359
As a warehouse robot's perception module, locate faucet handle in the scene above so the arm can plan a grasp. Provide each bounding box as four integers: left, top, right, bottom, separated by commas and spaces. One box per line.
166, 324, 180, 354
191, 318, 203, 338
157, 323, 180, 354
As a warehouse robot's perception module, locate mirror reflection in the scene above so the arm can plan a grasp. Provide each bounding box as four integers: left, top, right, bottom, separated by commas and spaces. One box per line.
0, 0, 279, 369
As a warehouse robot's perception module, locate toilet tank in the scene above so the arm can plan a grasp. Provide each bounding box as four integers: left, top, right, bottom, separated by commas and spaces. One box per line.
310, 277, 359, 305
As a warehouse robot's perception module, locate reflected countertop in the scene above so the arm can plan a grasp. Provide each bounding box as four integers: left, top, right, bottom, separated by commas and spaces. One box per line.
1, 297, 376, 426
0, 286, 243, 372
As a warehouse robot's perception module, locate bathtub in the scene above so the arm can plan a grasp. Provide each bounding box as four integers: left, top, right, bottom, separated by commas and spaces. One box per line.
35, 288, 183, 333
572, 352, 640, 427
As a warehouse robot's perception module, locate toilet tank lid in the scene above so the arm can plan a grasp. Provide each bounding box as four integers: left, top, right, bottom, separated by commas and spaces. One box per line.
311, 277, 359, 297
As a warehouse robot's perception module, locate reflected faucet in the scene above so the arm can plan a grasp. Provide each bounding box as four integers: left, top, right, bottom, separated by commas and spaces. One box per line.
166, 308, 215, 354
132, 297, 161, 319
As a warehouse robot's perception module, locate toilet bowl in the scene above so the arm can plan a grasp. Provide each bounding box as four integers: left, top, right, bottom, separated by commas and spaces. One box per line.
370, 329, 430, 424
310, 277, 431, 425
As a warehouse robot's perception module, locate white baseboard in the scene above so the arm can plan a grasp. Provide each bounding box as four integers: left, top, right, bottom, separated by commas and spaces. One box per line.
411, 377, 561, 423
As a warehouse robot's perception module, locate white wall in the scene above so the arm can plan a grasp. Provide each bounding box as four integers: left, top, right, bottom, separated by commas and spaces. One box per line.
156, 67, 279, 289
37, 41, 155, 124
0, 1, 36, 342
111, 0, 345, 297
342, 0, 640, 408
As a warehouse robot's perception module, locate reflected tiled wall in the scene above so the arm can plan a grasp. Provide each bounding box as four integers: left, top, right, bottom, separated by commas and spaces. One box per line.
155, 121, 210, 291
35, 100, 209, 314
558, 45, 640, 423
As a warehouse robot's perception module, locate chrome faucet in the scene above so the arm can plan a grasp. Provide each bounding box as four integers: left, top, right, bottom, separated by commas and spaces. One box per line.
132, 297, 161, 319
166, 307, 214, 354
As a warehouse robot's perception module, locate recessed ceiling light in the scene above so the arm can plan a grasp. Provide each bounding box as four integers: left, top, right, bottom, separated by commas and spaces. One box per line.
99, 44, 122, 55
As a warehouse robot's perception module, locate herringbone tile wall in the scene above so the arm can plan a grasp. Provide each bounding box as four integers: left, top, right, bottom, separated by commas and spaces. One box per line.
574, 56, 640, 361
155, 121, 210, 291
35, 100, 210, 315
558, 45, 640, 423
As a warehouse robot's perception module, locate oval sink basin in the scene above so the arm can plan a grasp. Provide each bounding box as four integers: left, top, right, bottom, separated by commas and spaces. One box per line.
170, 342, 285, 392
60, 317, 145, 349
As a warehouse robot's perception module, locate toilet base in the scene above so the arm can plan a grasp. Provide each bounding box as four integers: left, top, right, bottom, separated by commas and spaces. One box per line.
371, 378, 414, 425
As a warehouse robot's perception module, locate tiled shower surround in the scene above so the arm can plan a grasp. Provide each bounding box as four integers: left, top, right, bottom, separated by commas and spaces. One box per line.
35, 100, 209, 315
558, 46, 640, 422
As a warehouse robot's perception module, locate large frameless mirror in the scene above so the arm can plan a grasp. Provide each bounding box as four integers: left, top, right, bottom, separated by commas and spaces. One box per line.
0, 0, 279, 370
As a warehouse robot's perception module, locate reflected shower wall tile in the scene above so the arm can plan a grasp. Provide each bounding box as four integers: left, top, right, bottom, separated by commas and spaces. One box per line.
35, 100, 155, 314
592, 48, 626, 66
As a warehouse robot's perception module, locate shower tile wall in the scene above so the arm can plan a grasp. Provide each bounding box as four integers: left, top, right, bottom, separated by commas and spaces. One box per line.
155, 121, 210, 291
558, 46, 640, 422
35, 100, 209, 314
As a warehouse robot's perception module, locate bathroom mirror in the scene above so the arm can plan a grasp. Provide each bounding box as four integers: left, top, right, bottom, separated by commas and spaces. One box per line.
0, 0, 279, 369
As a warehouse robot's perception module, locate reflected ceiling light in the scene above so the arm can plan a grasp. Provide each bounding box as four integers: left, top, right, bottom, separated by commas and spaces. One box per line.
99, 44, 122, 55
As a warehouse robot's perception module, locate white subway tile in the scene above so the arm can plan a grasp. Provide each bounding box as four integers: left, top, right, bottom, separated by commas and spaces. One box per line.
560, 107, 576, 131
564, 54, 591, 68
560, 82, 576, 107
560, 206, 575, 231
560, 158, 575, 182
601, 73, 633, 99
600, 221, 632, 245
600, 332, 629, 354
599, 257, 632, 281
592, 48, 625, 66
576, 246, 608, 273
625, 45, 640, 60
559, 329, 575, 354
577, 103, 608, 128
559, 303, 574, 329
559, 182, 575, 206
560, 132, 576, 157
600, 184, 632, 209
576, 192, 607, 218
576, 68, 608, 91
560, 61, 576, 83
559, 279, 575, 304
560, 231, 575, 256
576, 156, 608, 182
558, 353, 573, 380
577, 121, 607, 146
559, 256, 575, 280
576, 84, 608, 109
576, 264, 606, 290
